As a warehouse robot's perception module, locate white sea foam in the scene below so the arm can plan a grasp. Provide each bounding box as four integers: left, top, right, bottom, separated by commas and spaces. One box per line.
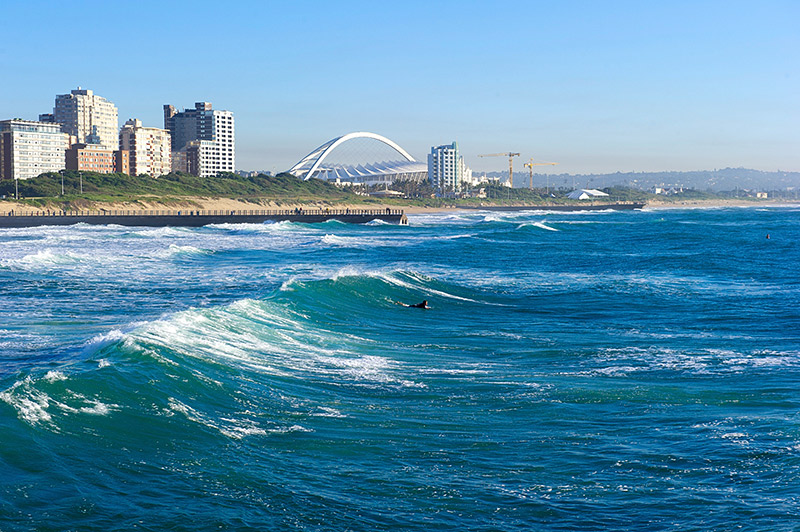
160, 244, 212, 257
122, 294, 421, 390
79, 399, 116, 415
406, 213, 476, 225
10, 249, 87, 267
44, 370, 67, 383
591, 346, 800, 376
377, 270, 479, 302
85, 329, 126, 347
1, 369, 121, 427
320, 234, 359, 247
269, 424, 313, 434
168, 397, 272, 439
591, 366, 642, 377
312, 406, 347, 418
131, 226, 192, 238
317, 354, 393, 382
208, 220, 302, 233
0, 386, 53, 424
721, 432, 748, 439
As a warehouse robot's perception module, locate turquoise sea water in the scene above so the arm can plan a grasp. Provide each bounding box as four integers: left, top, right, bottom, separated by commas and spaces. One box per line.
1, 206, 798, 531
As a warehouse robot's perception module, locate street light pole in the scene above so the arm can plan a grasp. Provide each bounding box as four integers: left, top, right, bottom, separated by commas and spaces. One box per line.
15, 178, 18, 200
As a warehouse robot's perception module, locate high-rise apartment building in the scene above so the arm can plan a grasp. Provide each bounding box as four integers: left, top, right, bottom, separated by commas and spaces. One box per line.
119, 119, 172, 177
0, 119, 70, 180
427, 142, 472, 192
163, 102, 234, 177
52, 88, 119, 150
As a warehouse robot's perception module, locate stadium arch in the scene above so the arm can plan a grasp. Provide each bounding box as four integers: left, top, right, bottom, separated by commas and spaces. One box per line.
287, 132, 427, 185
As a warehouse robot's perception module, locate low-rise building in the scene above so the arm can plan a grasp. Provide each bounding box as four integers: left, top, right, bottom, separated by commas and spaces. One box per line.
114, 150, 130, 175
66, 143, 115, 173
0, 119, 70, 181
119, 119, 172, 177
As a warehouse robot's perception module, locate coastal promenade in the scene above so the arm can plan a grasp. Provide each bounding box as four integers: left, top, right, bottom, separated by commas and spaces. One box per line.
0, 208, 408, 228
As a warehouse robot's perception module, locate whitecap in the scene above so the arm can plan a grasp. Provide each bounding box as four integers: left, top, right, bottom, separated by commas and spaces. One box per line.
79, 400, 115, 416
520, 221, 559, 231
0, 381, 53, 425
85, 329, 126, 347
159, 244, 212, 257
320, 234, 358, 247
312, 407, 347, 418
44, 370, 67, 383
11, 249, 87, 267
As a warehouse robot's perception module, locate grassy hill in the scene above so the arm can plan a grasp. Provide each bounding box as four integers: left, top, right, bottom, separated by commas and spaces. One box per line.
0, 171, 359, 205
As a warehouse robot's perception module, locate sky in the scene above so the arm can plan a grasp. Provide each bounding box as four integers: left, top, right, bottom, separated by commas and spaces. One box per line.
0, 0, 797, 175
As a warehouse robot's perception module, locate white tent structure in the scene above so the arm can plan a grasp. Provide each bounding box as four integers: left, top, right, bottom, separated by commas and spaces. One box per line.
566, 189, 609, 200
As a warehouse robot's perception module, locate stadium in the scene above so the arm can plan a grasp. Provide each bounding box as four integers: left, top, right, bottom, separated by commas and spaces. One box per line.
288, 132, 427, 186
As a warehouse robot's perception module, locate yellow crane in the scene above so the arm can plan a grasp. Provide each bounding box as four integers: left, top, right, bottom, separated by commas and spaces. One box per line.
479, 152, 520, 187
523, 158, 558, 189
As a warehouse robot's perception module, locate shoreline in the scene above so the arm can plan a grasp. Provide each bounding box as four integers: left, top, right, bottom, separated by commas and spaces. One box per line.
0, 197, 796, 216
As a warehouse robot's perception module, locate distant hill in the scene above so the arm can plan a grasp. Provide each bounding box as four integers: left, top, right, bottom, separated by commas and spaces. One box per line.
486, 168, 800, 192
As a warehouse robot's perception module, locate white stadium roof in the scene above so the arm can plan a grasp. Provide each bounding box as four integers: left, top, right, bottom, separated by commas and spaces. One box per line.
288, 132, 428, 185
312, 160, 428, 186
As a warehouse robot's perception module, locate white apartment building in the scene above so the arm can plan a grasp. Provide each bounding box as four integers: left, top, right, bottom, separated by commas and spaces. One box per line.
52, 88, 119, 150
428, 141, 472, 192
0, 119, 70, 180
164, 102, 234, 177
119, 119, 172, 177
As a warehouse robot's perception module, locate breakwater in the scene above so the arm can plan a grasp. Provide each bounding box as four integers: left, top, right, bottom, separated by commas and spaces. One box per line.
0, 208, 408, 228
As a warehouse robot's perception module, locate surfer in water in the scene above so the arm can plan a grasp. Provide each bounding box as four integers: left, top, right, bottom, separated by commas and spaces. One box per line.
396, 299, 430, 309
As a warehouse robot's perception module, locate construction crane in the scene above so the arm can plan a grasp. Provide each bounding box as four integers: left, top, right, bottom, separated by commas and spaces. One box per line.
478, 152, 520, 187
523, 158, 559, 189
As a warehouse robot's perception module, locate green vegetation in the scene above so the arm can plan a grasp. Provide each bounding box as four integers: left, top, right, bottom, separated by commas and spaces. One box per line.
0, 171, 359, 207
0, 170, 785, 210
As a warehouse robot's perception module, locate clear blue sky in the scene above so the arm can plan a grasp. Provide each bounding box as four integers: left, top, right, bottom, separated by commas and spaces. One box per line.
1, 0, 797, 174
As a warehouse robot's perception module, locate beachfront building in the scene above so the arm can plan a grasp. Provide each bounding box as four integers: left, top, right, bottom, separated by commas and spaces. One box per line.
115, 149, 130, 175
119, 119, 172, 177
0, 119, 70, 181
51, 88, 119, 150
163, 102, 234, 177
65, 143, 116, 174
427, 142, 472, 193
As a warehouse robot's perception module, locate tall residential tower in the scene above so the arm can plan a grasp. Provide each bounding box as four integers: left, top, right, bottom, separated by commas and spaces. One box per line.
428, 142, 472, 193
119, 119, 172, 177
163, 102, 234, 177
51, 88, 119, 150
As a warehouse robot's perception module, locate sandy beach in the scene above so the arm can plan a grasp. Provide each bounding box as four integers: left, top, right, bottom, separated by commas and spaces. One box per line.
0, 196, 795, 216
0, 197, 462, 216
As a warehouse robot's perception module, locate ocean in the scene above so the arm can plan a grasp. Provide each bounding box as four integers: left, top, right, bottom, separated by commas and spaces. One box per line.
1, 206, 798, 531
